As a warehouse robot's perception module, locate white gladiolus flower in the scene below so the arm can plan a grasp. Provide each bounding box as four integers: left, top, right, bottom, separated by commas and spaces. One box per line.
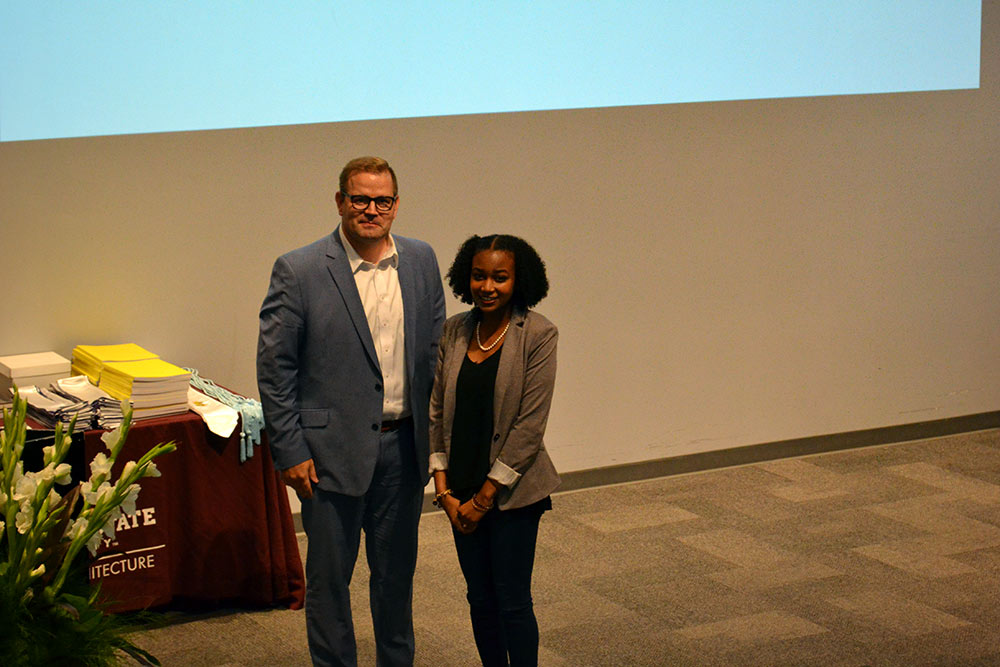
13, 474, 36, 502
54, 463, 72, 485
106, 505, 122, 525
0, 391, 175, 618
144, 461, 161, 478
16, 506, 34, 534
101, 514, 117, 538
89, 452, 112, 480
86, 529, 103, 556
100, 483, 115, 503
101, 425, 122, 451
69, 516, 88, 540
83, 481, 113, 507
121, 460, 138, 480
121, 485, 141, 515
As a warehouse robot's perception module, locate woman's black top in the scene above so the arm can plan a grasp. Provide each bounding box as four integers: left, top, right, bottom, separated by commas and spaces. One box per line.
448, 347, 502, 497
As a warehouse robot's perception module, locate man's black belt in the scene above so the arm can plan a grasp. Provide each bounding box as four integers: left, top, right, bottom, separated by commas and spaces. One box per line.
380, 416, 412, 432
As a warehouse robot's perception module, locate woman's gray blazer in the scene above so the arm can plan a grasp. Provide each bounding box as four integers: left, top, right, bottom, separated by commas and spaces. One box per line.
429, 308, 560, 510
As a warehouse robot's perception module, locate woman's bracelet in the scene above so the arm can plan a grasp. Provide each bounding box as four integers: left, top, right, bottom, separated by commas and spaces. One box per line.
471, 494, 494, 513
433, 489, 452, 508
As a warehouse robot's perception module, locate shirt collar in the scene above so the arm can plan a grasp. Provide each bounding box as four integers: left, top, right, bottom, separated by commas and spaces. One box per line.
338, 225, 399, 273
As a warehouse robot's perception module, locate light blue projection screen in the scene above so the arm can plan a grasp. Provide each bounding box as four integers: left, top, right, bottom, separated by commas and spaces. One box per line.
0, 1, 982, 142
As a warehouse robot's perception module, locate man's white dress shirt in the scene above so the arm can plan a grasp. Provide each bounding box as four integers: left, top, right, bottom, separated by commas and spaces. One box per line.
339, 226, 408, 420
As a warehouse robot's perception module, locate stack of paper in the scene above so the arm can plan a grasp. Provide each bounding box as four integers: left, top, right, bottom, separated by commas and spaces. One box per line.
0, 351, 72, 395
99, 358, 191, 420
51, 375, 124, 429
71, 343, 158, 384
18, 385, 93, 432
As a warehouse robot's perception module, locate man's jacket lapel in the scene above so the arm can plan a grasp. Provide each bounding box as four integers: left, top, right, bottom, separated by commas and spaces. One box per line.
325, 231, 380, 371
398, 242, 418, 383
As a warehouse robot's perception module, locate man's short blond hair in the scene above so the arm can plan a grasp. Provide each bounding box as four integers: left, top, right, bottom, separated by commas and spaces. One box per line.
339, 156, 398, 195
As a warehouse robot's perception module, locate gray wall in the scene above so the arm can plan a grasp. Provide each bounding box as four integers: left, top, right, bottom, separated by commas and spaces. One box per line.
2, 2, 998, 476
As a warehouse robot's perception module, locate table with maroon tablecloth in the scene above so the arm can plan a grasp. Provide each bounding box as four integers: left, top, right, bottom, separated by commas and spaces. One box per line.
83, 411, 304, 613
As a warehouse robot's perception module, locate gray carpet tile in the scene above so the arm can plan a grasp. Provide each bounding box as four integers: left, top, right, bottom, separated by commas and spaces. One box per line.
130, 428, 1000, 665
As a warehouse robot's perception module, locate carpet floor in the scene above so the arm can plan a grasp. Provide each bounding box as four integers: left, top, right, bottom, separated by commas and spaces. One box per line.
131, 428, 1000, 665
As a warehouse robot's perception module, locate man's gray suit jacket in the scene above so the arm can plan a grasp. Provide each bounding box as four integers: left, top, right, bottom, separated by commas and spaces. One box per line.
257, 229, 445, 496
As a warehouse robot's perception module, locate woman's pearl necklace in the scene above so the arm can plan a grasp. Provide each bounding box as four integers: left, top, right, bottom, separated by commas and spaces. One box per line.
476, 319, 510, 352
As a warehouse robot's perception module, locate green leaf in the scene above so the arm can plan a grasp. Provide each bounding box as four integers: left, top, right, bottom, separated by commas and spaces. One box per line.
114, 637, 163, 666
60, 592, 89, 610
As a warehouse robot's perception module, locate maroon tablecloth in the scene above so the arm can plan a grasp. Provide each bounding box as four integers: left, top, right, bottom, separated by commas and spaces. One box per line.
83, 411, 304, 612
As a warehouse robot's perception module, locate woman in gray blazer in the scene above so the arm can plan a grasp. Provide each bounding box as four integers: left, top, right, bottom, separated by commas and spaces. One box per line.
429, 234, 559, 667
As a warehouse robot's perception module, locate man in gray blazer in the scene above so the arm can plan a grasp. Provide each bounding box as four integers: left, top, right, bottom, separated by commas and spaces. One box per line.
257, 156, 445, 666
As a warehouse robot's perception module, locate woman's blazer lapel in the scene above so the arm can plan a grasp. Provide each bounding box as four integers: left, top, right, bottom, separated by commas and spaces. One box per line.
492, 309, 527, 452
442, 313, 474, 439
443, 309, 525, 457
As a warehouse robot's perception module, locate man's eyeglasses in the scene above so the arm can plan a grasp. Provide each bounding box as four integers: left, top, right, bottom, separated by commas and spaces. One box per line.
341, 192, 397, 213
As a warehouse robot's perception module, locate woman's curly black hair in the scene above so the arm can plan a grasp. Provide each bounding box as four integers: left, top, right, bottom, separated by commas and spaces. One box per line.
446, 234, 549, 310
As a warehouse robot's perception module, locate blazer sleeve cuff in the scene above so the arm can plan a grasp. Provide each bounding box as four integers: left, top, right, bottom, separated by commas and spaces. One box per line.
428, 452, 449, 474
488, 459, 521, 488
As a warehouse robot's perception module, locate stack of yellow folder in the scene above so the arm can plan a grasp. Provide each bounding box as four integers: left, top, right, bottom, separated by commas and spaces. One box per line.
71, 343, 158, 384
99, 358, 191, 420
71, 343, 191, 420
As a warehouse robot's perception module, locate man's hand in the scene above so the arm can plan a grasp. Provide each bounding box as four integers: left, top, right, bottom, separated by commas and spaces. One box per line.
281, 458, 319, 499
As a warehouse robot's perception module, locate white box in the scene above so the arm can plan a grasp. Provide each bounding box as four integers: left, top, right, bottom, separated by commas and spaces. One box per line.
0, 351, 72, 394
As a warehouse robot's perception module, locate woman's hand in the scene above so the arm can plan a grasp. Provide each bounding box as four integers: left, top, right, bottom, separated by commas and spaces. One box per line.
454, 480, 499, 534
443, 495, 476, 534
455, 499, 488, 533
